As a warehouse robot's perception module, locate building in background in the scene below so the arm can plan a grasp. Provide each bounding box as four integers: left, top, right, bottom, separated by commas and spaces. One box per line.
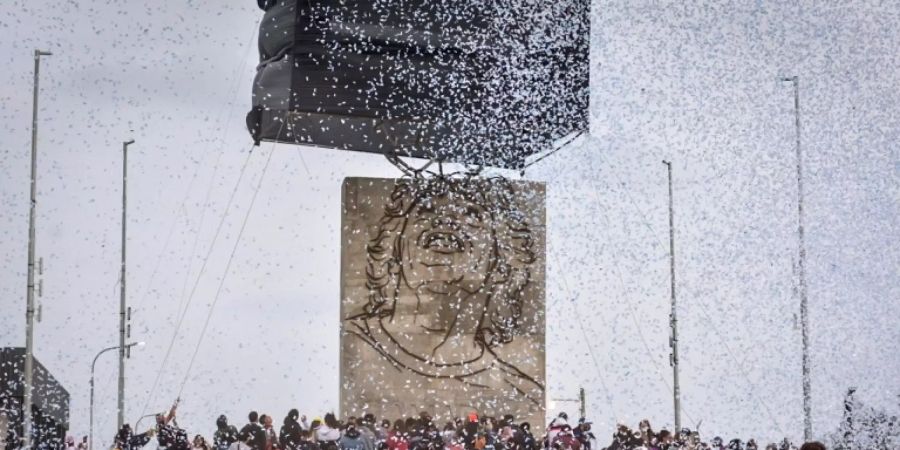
0, 348, 69, 450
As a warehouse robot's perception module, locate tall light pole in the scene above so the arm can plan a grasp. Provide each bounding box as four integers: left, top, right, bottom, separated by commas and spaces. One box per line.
91, 342, 143, 450
118, 139, 135, 430
782, 75, 811, 441
23, 49, 52, 450
663, 159, 682, 432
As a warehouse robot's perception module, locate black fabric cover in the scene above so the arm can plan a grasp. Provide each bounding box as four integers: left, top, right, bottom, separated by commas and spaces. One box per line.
247, 0, 589, 169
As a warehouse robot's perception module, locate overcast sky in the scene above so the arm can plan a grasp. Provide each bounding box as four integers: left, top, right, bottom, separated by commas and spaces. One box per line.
1, 0, 898, 447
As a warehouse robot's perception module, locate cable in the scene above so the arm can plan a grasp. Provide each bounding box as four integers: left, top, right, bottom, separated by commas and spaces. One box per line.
520, 131, 586, 173
547, 250, 618, 421
136, 17, 261, 419
137, 144, 257, 419
172, 148, 229, 324
177, 137, 279, 397
132, 15, 260, 316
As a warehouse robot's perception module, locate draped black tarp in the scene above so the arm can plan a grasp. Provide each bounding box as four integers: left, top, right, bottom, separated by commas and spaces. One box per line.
247, 0, 588, 169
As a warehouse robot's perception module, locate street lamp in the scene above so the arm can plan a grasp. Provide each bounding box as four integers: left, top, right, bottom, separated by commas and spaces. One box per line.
90, 342, 143, 450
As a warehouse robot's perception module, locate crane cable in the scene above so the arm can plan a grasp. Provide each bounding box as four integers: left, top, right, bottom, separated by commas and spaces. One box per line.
176, 122, 284, 397
136, 16, 261, 419
137, 144, 256, 418
548, 250, 618, 422
176, 144, 277, 396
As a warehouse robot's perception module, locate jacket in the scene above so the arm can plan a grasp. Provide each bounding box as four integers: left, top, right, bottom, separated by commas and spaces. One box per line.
240, 423, 268, 450
280, 418, 305, 450
339, 430, 367, 450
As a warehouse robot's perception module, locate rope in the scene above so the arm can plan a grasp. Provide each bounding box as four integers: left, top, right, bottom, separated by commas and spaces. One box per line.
137, 144, 256, 418
136, 16, 260, 419
520, 131, 586, 173
547, 250, 618, 421
132, 14, 259, 316
177, 135, 280, 397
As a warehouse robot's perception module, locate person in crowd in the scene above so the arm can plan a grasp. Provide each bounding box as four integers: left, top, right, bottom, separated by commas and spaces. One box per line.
546, 414, 569, 447
241, 412, 268, 450
405, 417, 422, 450
422, 420, 445, 450
777, 439, 794, 450
388, 419, 410, 450
473, 432, 487, 450
296, 430, 321, 450
215, 415, 240, 450
637, 420, 654, 449
309, 419, 322, 440
656, 429, 674, 450
379, 420, 392, 445
263, 415, 278, 450
228, 431, 255, 450
157, 400, 190, 450
114, 424, 155, 450
682, 430, 701, 450
549, 426, 580, 450
798, 443, 825, 450
194, 435, 212, 450
710, 437, 725, 450
318, 414, 342, 441
76, 436, 88, 450
496, 415, 515, 450
354, 416, 376, 450
441, 422, 457, 447
316, 414, 341, 450
572, 419, 594, 450
479, 417, 498, 450
604, 424, 640, 450
339, 424, 367, 450
510, 422, 536, 450
461, 413, 479, 450
297, 416, 309, 432
281, 409, 305, 450
361, 414, 381, 447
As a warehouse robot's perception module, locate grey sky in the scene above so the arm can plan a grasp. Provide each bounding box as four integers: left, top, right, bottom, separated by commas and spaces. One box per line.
1, 0, 898, 447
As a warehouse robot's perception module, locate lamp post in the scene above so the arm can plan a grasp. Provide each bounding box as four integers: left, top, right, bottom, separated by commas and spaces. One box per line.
23, 49, 52, 450
782, 75, 811, 441
118, 139, 135, 431
91, 342, 143, 450
663, 160, 682, 432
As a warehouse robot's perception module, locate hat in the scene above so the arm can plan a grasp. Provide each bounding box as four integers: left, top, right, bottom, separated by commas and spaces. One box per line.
578, 418, 592, 425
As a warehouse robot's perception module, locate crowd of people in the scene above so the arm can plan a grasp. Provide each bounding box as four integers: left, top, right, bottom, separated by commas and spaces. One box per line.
83, 403, 829, 450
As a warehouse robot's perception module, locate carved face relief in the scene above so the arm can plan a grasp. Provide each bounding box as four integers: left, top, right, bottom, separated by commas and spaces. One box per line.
341, 176, 546, 424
